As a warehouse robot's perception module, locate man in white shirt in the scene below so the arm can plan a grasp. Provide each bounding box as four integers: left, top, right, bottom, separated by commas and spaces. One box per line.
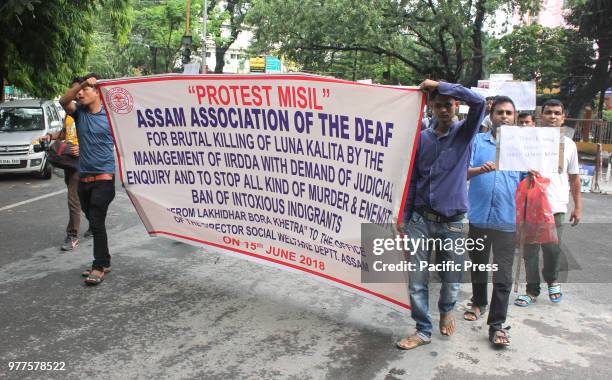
480, 97, 494, 132
515, 99, 581, 307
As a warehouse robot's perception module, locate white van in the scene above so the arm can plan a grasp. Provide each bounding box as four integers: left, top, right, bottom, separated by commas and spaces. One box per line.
0, 99, 64, 179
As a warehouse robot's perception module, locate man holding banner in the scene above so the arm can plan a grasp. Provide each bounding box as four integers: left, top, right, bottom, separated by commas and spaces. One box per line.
397, 80, 485, 350
464, 96, 523, 347
59, 74, 116, 286
515, 99, 581, 307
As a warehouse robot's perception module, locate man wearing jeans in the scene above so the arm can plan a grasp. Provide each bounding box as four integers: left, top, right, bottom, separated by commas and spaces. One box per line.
397, 80, 485, 350
59, 73, 116, 286
464, 96, 523, 347
515, 99, 581, 306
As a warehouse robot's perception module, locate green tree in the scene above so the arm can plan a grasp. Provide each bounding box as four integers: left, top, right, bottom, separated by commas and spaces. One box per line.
88, 0, 253, 76
88, 0, 211, 77
0, 0, 131, 99
247, 0, 538, 85
563, 0, 612, 118
487, 25, 592, 90
209, 0, 251, 73
130, 0, 201, 74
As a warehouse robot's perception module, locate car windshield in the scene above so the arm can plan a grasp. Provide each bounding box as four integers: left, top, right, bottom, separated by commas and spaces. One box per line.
0, 107, 44, 132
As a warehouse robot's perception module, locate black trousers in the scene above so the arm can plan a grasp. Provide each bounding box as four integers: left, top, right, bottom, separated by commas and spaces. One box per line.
523, 213, 565, 297
468, 225, 516, 332
78, 179, 115, 270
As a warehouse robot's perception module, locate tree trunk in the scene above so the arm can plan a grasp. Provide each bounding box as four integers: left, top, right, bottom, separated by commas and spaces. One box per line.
597, 90, 605, 119
0, 74, 5, 102
150, 46, 158, 74
566, 37, 612, 118
214, 45, 229, 73
466, 0, 486, 87
352, 50, 357, 81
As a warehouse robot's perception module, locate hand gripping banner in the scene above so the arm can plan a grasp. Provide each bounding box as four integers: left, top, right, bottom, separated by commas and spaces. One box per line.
99, 74, 424, 310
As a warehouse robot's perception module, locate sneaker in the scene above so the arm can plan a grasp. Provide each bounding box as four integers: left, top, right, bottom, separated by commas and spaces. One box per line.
61, 236, 79, 251
83, 228, 93, 238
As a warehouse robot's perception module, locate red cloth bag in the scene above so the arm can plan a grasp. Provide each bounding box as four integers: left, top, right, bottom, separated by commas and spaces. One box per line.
515, 176, 558, 245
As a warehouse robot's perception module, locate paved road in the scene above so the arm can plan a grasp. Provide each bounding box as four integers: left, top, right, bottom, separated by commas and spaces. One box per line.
1, 170, 611, 379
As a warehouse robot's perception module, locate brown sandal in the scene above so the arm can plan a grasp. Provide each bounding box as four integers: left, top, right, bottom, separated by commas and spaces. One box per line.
396, 334, 430, 350
84, 270, 105, 286
490, 328, 511, 347
82, 266, 111, 277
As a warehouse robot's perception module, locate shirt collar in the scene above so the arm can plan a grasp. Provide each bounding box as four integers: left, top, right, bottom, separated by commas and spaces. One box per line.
428, 118, 457, 139
484, 129, 496, 143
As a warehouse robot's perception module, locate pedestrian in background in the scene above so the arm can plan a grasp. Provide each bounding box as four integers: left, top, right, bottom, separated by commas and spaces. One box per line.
39, 77, 85, 251
464, 96, 523, 347
517, 112, 535, 127
515, 99, 581, 307
479, 96, 495, 132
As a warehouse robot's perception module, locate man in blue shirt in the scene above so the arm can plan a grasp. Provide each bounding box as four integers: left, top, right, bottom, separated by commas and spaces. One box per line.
59, 73, 116, 286
464, 96, 523, 347
397, 80, 485, 350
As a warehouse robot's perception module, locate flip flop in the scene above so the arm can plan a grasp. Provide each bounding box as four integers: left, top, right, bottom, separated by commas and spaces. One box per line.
396, 334, 431, 350
548, 283, 563, 303
84, 271, 105, 286
514, 294, 536, 307
82, 266, 111, 277
463, 305, 486, 321
489, 327, 511, 347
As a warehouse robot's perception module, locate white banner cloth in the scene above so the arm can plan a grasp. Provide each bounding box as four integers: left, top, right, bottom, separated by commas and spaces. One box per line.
99, 74, 424, 310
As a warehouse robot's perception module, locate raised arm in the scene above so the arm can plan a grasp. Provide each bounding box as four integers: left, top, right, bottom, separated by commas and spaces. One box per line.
59, 83, 80, 115
59, 77, 97, 115
437, 82, 486, 137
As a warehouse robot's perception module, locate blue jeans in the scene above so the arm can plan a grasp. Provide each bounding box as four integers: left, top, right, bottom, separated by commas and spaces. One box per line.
404, 212, 466, 340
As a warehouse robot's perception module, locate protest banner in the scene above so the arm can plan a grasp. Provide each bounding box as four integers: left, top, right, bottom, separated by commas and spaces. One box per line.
98, 74, 424, 310
497, 126, 563, 173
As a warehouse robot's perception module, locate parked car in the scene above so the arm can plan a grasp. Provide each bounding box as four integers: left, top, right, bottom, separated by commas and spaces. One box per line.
0, 99, 64, 179
53, 100, 66, 121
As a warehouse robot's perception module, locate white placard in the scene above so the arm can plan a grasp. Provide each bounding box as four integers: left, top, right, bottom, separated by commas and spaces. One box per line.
182, 63, 201, 74
477, 80, 490, 89
489, 81, 536, 110
470, 87, 494, 98
490, 73, 514, 81
498, 126, 561, 173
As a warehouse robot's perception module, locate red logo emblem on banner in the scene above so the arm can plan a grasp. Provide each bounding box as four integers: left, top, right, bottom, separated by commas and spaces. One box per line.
106, 87, 134, 114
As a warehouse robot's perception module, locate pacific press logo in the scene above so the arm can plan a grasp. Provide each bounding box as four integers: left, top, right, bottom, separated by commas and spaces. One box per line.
106, 87, 134, 114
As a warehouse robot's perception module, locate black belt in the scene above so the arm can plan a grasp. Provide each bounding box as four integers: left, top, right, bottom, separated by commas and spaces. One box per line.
416, 207, 464, 223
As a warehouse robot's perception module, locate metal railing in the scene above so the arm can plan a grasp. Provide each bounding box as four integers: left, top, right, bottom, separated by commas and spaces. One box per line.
568, 118, 612, 145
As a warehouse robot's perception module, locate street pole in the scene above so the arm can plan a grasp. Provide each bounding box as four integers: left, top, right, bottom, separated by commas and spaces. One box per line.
201, 0, 208, 74
185, 0, 191, 34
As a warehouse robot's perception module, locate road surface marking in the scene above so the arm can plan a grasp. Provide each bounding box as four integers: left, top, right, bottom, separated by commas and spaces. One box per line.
0, 189, 67, 212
